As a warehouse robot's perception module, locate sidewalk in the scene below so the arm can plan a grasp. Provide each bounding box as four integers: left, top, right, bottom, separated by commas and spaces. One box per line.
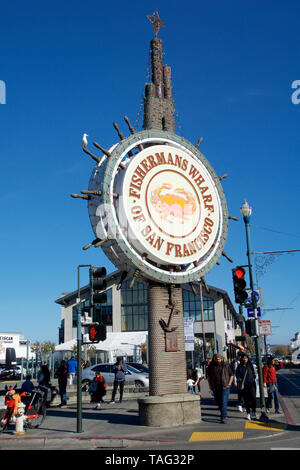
0, 376, 296, 450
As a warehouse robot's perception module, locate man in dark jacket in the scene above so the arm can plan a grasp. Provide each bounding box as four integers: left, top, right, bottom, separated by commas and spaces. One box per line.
207, 354, 234, 424
109, 358, 127, 404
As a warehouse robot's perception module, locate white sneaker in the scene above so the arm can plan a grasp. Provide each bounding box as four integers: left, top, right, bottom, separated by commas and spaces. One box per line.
237, 405, 243, 412
246, 413, 251, 420
95, 403, 101, 409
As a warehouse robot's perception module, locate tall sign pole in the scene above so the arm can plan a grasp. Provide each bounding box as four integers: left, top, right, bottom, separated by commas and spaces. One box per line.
71, 11, 236, 426
241, 201, 267, 421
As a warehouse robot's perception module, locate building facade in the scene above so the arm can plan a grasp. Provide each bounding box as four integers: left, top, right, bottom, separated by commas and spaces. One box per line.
55, 270, 245, 362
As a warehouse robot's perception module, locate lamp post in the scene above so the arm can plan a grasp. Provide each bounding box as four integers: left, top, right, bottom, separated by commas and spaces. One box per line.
240, 200, 268, 421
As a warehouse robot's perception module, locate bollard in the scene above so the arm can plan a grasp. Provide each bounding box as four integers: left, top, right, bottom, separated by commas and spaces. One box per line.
14, 402, 26, 435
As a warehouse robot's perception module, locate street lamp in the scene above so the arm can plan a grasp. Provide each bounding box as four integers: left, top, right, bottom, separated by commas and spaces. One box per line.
240, 200, 268, 421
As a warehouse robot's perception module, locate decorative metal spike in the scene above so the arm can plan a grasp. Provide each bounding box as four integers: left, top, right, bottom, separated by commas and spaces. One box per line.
219, 174, 228, 181
195, 137, 203, 148
129, 269, 140, 288
222, 251, 233, 263
93, 142, 112, 158
94, 237, 109, 248
116, 270, 128, 290
82, 238, 101, 250
82, 146, 101, 163
189, 282, 197, 296
200, 276, 210, 294
81, 190, 102, 196
124, 116, 135, 134
113, 122, 125, 140
228, 215, 239, 221
70, 193, 90, 200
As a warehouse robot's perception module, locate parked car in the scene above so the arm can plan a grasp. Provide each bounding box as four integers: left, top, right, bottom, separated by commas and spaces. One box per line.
126, 362, 149, 374
81, 363, 149, 389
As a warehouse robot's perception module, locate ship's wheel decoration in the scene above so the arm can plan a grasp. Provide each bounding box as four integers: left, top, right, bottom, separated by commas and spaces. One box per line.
71, 118, 238, 289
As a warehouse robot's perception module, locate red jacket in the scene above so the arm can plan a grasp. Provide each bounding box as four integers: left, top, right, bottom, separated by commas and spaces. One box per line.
263, 361, 283, 383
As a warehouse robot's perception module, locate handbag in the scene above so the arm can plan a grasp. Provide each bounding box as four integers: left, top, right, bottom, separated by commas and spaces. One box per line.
239, 370, 248, 391
267, 383, 276, 394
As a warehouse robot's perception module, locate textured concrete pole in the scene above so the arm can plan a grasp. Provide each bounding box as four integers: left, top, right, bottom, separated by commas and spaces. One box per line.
148, 284, 187, 396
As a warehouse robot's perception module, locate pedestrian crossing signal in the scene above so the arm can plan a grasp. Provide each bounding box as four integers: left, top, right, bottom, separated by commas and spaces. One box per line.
88, 323, 107, 343
232, 266, 248, 304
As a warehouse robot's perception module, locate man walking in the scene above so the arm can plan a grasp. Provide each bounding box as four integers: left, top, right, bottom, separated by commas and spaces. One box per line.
109, 357, 127, 404
67, 356, 77, 386
207, 354, 234, 424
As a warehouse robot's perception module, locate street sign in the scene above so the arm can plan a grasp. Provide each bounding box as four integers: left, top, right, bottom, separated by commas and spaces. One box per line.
247, 307, 261, 318
258, 320, 272, 336
184, 317, 194, 351
245, 288, 264, 307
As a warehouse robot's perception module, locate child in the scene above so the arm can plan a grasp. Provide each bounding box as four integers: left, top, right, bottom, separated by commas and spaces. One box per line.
187, 377, 196, 393
90, 371, 106, 409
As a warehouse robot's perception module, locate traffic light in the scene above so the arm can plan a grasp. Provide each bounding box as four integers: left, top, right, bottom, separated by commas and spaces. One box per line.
245, 319, 256, 336
232, 266, 248, 304
88, 323, 107, 343
90, 266, 107, 307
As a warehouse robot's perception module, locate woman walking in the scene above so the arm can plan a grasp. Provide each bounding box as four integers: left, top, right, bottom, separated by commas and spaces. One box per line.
263, 356, 283, 414
236, 354, 257, 420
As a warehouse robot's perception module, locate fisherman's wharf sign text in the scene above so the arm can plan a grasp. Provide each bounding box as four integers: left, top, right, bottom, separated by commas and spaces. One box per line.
121, 144, 221, 266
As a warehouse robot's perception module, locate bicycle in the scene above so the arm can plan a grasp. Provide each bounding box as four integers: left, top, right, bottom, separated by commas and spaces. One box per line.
0, 386, 47, 432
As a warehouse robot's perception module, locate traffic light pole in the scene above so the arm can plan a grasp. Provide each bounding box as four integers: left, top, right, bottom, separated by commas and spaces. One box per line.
242, 216, 268, 421
76, 264, 92, 433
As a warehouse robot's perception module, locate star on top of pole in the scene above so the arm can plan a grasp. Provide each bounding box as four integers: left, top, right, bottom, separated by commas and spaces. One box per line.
147, 9, 165, 37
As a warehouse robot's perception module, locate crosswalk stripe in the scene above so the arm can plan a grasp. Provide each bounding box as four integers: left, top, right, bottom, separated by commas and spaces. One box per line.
245, 421, 286, 431
189, 432, 244, 441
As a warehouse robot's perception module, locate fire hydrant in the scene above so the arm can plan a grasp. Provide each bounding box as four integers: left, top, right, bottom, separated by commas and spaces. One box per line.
14, 402, 26, 435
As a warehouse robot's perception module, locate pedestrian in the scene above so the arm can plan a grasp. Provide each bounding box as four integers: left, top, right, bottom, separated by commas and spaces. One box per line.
55, 360, 68, 408
81, 356, 91, 370
235, 354, 257, 420
21, 374, 35, 394
67, 356, 77, 385
263, 355, 283, 414
231, 353, 245, 412
207, 354, 234, 424
192, 363, 203, 395
109, 357, 127, 404
38, 365, 50, 386
89, 371, 106, 409
187, 370, 196, 393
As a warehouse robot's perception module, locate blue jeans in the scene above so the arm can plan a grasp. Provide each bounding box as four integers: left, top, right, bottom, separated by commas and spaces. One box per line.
266, 382, 279, 411
213, 387, 230, 420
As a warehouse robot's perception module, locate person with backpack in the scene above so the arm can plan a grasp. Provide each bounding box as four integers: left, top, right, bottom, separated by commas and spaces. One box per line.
207, 354, 233, 424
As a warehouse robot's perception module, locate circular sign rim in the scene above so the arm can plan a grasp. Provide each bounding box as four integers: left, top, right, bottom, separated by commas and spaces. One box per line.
99, 130, 228, 283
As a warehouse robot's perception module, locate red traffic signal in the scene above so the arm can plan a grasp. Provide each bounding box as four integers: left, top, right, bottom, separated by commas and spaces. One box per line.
232, 266, 248, 304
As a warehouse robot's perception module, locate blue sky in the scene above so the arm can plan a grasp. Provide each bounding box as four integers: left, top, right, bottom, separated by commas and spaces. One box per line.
0, 0, 299, 345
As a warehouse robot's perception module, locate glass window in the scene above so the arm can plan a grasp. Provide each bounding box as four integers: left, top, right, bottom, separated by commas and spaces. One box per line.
183, 287, 215, 322
121, 280, 148, 332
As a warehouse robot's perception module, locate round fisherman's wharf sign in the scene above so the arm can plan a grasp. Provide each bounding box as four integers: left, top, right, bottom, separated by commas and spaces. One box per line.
121, 144, 221, 266
88, 130, 228, 284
